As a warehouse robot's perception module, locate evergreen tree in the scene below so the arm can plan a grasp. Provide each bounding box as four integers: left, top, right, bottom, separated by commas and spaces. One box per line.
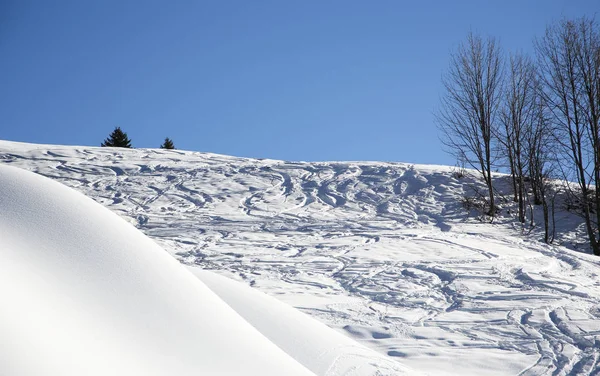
160, 137, 175, 150
101, 127, 132, 148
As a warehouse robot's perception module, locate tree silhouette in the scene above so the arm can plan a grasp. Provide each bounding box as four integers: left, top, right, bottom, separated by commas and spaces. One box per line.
101, 127, 132, 148
436, 32, 503, 217
160, 137, 175, 150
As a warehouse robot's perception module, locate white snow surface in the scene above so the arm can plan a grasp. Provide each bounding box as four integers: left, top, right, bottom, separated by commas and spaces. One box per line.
0, 164, 314, 376
2, 140, 600, 375
195, 269, 414, 375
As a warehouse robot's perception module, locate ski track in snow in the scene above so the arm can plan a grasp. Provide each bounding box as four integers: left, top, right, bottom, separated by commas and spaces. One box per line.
2, 144, 600, 376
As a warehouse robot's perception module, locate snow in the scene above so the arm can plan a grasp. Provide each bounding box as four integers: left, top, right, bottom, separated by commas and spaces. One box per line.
1, 140, 600, 375
0, 165, 314, 375
194, 269, 414, 375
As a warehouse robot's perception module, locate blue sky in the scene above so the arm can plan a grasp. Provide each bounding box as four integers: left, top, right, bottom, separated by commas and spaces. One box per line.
1, 1, 597, 164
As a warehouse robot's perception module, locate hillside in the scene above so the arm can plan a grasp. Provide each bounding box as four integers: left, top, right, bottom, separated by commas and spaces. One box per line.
0, 164, 315, 375
1, 140, 599, 375
0, 156, 417, 375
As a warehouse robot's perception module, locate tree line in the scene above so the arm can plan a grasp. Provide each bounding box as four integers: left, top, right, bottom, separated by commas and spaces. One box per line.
101, 127, 175, 150
437, 16, 600, 255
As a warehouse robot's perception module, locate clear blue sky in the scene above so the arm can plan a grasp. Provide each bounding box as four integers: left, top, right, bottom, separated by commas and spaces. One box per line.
1, 1, 597, 164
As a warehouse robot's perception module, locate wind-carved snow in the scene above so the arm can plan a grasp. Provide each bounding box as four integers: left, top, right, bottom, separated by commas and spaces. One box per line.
2, 141, 600, 375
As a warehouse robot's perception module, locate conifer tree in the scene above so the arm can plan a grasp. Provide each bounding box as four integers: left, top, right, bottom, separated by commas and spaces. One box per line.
160, 137, 175, 150
101, 127, 132, 148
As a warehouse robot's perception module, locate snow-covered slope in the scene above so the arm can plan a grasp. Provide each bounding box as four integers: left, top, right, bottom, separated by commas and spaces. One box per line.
0, 164, 315, 376
195, 270, 414, 375
2, 140, 600, 375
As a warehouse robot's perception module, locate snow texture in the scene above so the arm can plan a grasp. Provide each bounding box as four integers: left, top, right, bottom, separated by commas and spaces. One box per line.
2, 140, 600, 375
0, 164, 318, 375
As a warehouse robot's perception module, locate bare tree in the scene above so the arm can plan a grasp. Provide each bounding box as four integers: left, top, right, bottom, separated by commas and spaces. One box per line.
536, 17, 600, 255
576, 18, 600, 253
499, 52, 537, 223
436, 32, 504, 216
526, 83, 557, 243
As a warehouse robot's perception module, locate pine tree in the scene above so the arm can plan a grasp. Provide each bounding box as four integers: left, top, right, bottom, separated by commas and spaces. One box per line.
160, 137, 175, 150
101, 127, 132, 148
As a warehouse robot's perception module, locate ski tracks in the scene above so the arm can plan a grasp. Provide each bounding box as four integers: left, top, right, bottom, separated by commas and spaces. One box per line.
3, 145, 600, 375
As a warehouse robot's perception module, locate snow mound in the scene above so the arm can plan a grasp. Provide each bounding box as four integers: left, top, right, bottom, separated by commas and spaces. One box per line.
0, 165, 314, 376
194, 269, 417, 375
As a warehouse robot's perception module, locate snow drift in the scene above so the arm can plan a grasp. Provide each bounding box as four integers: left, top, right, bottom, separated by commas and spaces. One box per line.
194, 270, 415, 375
0, 164, 314, 376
